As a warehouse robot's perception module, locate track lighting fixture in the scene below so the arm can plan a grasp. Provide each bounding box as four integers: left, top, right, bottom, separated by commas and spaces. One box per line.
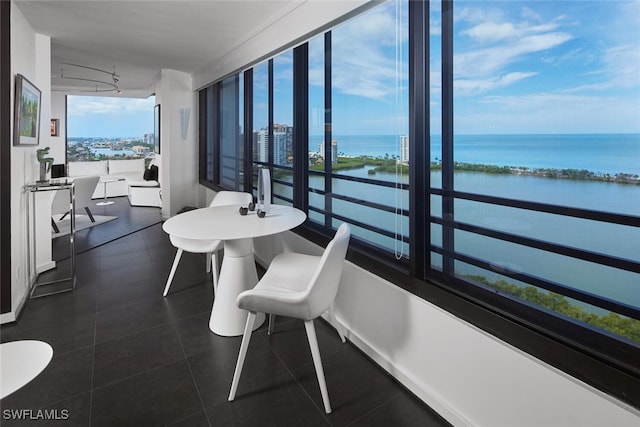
59, 63, 122, 94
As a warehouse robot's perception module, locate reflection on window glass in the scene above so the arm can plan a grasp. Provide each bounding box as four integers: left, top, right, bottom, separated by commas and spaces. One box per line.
273, 51, 294, 167
219, 74, 244, 190
331, 1, 409, 177
272, 51, 294, 204
309, 34, 326, 224
430, 0, 443, 190
203, 87, 215, 183
330, 0, 409, 257
253, 62, 269, 163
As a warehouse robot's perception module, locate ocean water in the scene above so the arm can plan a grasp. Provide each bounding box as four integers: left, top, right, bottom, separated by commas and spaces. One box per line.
299, 133, 640, 310
310, 133, 640, 175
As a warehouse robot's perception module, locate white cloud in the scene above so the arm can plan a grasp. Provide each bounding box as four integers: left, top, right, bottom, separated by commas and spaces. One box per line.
456, 29, 571, 80
67, 96, 155, 116
311, 2, 408, 101
457, 92, 640, 134
462, 22, 518, 44
456, 72, 537, 96
564, 44, 640, 93
453, 5, 572, 96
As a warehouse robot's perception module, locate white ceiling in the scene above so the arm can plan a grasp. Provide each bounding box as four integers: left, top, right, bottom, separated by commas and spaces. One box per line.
15, 0, 301, 97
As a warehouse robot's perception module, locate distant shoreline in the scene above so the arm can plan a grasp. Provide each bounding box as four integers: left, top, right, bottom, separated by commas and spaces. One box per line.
310, 156, 640, 185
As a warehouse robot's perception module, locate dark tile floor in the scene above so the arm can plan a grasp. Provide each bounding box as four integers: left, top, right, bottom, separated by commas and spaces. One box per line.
1, 198, 451, 426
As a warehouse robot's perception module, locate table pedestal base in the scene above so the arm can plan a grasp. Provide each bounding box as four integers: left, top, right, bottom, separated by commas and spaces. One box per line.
209, 238, 265, 336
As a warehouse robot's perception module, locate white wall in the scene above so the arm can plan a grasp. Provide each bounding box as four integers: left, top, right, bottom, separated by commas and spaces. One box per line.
4, 3, 52, 323
192, 0, 376, 90
154, 69, 198, 218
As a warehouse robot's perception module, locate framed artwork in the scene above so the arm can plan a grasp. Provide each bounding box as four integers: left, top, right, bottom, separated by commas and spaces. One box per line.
13, 74, 42, 146
154, 104, 161, 154
50, 118, 60, 137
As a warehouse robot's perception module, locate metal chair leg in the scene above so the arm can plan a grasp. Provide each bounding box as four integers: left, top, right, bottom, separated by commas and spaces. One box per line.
84, 206, 95, 222
51, 217, 60, 234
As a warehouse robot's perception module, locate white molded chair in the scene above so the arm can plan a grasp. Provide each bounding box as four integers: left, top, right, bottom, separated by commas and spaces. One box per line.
228, 223, 351, 414
163, 191, 253, 297
51, 175, 100, 233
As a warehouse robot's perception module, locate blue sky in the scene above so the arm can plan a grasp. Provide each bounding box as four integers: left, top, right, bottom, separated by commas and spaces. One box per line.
67, 1, 639, 138
67, 95, 155, 138
446, 0, 640, 134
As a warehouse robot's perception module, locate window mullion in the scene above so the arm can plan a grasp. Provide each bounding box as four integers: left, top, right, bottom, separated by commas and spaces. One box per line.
409, 0, 429, 278
324, 32, 333, 229
293, 44, 309, 211
243, 69, 253, 194
441, 0, 455, 275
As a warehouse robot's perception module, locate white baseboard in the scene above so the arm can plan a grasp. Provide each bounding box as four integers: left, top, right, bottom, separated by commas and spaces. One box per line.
336, 316, 473, 427
0, 286, 28, 325
36, 260, 56, 274
0, 311, 16, 324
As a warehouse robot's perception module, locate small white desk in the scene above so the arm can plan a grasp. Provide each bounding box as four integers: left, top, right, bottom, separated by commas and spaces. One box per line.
162, 204, 306, 336
0, 340, 53, 399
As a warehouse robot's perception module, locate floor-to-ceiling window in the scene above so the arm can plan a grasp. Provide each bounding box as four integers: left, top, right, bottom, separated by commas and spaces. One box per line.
308, 34, 327, 226
66, 95, 155, 163
198, 0, 639, 407
430, 0, 639, 367
219, 74, 244, 190
252, 62, 270, 198
272, 50, 294, 205
308, 1, 409, 261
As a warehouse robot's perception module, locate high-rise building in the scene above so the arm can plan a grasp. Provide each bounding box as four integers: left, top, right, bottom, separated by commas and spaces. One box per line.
254, 125, 293, 164
273, 124, 293, 165
255, 128, 269, 163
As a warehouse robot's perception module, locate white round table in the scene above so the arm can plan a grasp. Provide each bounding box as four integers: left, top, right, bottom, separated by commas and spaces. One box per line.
162, 204, 306, 336
0, 340, 53, 399
96, 177, 123, 206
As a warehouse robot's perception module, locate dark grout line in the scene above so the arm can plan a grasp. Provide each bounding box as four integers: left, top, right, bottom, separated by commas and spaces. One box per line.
172, 321, 213, 427
59, 220, 164, 261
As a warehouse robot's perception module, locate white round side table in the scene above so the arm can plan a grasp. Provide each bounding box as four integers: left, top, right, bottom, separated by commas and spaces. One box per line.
0, 340, 53, 399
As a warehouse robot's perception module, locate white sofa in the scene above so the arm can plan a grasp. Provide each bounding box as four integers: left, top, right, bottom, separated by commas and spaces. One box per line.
67, 159, 161, 207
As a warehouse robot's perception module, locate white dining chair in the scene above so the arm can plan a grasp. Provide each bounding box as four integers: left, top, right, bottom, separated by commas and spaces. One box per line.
162, 191, 253, 297
228, 223, 351, 414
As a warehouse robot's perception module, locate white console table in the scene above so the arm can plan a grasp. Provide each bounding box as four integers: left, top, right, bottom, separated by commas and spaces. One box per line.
24, 180, 76, 298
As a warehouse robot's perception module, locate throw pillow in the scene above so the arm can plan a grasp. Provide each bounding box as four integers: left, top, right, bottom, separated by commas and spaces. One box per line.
144, 165, 159, 181
149, 165, 159, 181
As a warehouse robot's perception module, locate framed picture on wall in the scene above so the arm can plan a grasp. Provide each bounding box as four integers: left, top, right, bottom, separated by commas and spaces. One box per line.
50, 119, 60, 137
13, 74, 42, 146
154, 104, 161, 154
